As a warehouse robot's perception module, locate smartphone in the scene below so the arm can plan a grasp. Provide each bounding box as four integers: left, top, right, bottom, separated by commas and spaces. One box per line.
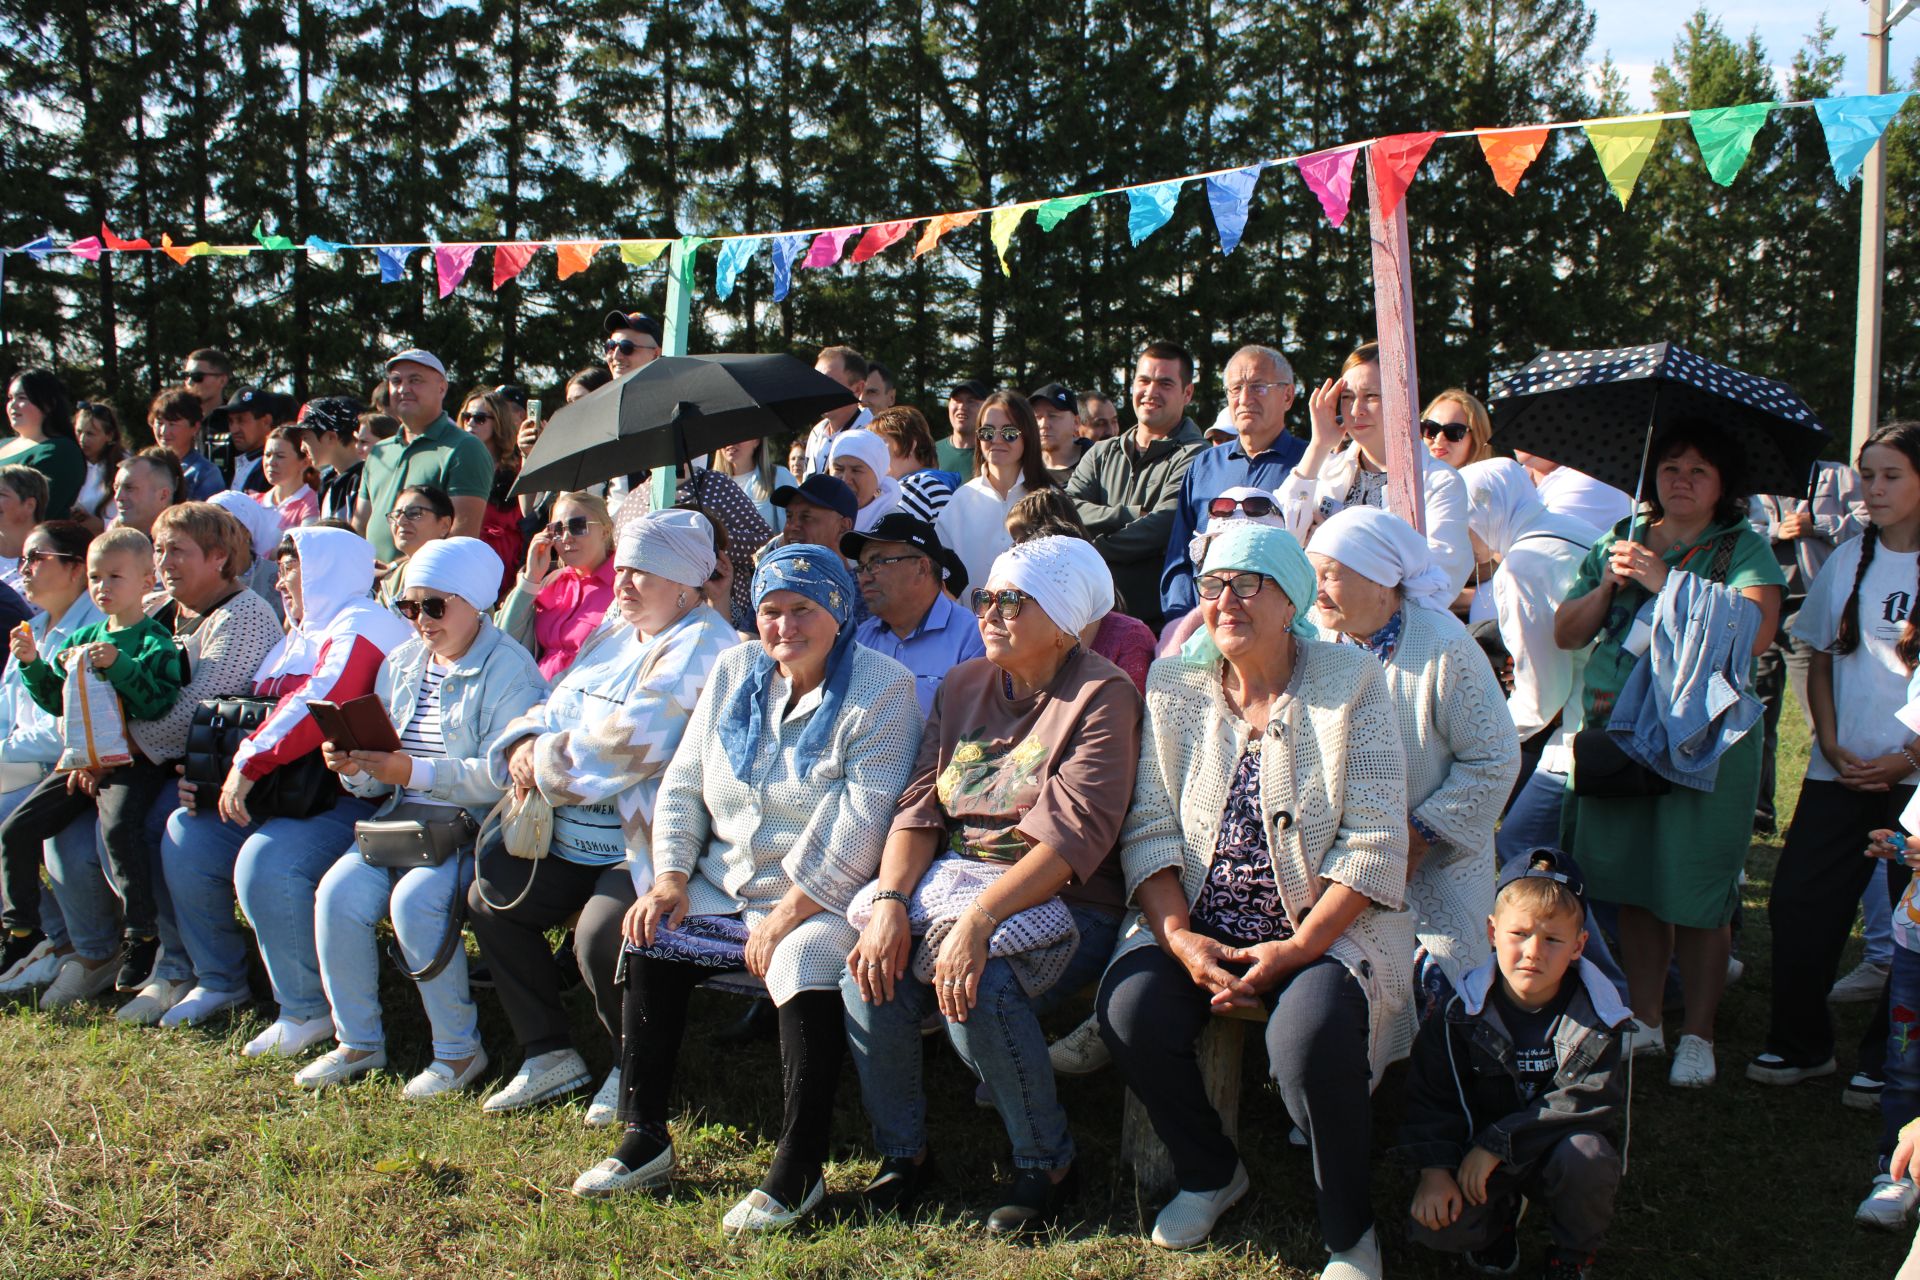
527, 398, 542, 427
307, 695, 402, 754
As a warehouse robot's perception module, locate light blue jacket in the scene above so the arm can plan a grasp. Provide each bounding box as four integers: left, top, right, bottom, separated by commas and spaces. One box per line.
1605, 572, 1764, 790
0, 595, 106, 791
342, 617, 548, 822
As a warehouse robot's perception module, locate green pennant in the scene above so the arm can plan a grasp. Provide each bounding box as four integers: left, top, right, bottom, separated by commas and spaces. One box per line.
675, 235, 710, 292
1584, 117, 1665, 208
1688, 103, 1774, 186
251, 221, 295, 251
1035, 191, 1101, 232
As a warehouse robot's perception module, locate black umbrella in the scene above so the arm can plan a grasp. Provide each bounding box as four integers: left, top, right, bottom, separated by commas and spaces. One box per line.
511, 353, 856, 496
1487, 342, 1829, 503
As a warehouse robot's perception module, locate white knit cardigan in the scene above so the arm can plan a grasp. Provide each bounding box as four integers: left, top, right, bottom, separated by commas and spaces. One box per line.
1112, 639, 1414, 1083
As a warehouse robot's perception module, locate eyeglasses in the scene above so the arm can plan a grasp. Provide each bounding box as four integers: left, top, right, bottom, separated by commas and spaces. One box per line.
545, 516, 603, 540
1208, 495, 1277, 520
460, 410, 494, 425
1420, 420, 1469, 444
395, 596, 454, 621
21, 549, 80, 567
386, 505, 440, 524
980, 427, 1023, 443
1225, 381, 1287, 400
605, 339, 659, 357
182, 370, 220, 383
970, 588, 1033, 620
1196, 571, 1270, 600
855, 553, 924, 578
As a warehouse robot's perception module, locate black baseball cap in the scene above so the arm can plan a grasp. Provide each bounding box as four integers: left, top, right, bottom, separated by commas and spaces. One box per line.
1028, 382, 1076, 414
223, 387, 273, 416
771, 474, 858, 522
493, 383, 529, 408
603, 310, 663, 342
840, 513, 969, 596
1495, 847, 1588, 909
948, 379, 991, 402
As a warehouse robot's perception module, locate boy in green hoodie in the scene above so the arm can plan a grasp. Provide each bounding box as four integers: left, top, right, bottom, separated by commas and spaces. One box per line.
0, 527, 185, 994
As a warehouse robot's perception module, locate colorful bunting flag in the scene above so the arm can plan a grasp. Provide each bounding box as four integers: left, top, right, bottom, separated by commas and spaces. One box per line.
1370, 132, 1442, 221
434, 245, 476, 297
1036, 192, 1099, 232
1814, 92, 1915, 187
303, 235, 347, 253
100, 223, 149, 251
21, 236, 55, 261
1204, 167, 1261, 254
619, 240, 672, 267
160, 233, 205, 265
1584, 117, 1664, 208
674, 236, 709, 294
206, 247, 252, 257
252, 222, 294, 251
1296, 146, 1361, 227
989, 203, 1040, 274
714, 237, 761, 300
851, 221, 914, 262
377, 246, 418, 284
914, 211, 981, 259
556, 242, 603, 280
803, 228, 859, 269
771, 233, 807, 301
1477, 127, 1551, 195
493, 243, 538, 289
1689, 103, 1774, 186
68, 237, 102, 262
1126, 181, 1184, 245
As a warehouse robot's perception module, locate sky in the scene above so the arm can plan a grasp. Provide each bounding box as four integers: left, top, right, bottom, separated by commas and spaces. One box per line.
1589, 2, 1886, 105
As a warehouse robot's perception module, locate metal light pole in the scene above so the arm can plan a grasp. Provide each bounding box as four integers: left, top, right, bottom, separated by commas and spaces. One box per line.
1853, 0, 1917, 456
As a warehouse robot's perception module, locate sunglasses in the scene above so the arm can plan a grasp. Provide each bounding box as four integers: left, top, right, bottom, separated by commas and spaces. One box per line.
1420, 419, 1469, 444
182, 370, 220, 383
395, 596, 454, 621
545, 516, 603, 540
1208, 495, 1277, 520
460, 410, 494, 424
970, 587, 1032, 620
605, 339, 658, 357
1196, 571, 1270, 601
980, 427, 1024, 443
386, 505, 441, 524
21, 549, 80, 567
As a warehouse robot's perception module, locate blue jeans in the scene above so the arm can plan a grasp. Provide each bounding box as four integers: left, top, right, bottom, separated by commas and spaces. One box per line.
161, 800, 370, 1018
315, 849, 479, 1061
841, 903, 1119, 1170
1884, 945, 1920, 1161
0, 782, 113, 958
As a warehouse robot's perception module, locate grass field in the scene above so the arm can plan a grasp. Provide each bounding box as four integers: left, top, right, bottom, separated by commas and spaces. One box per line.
0, 703, 1910, 1279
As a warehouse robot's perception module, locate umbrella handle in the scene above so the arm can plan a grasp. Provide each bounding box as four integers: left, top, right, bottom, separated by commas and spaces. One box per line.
1628, 383, 1661, 545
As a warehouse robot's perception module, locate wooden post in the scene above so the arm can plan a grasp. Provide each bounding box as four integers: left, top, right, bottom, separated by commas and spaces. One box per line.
651, 236, 697, 510
1366, 150, 1425, 534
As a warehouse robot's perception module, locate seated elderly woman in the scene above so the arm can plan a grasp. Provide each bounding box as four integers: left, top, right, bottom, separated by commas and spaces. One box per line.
840, 535, 1142, 1234
570, 544, 922, 1236
468, 511, 741, 1121
300, 538, 547, 1095
1306, 507, 1519, 1017
827, 428, 904, 533
1096, 524, 1410, 1273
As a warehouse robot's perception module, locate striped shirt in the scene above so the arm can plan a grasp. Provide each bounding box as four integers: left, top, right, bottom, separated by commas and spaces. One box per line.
399, 662, 451, 806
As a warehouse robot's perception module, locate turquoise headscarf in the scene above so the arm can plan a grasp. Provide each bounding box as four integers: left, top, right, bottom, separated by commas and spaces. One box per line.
1180, 523, 1318, 663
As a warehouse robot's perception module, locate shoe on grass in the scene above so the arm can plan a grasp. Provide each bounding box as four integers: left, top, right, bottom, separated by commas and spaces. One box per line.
1151, 1161, 1249, 1250
571, 1141, 674, 1198
723, 1176, 824, 1235
244, 1014, 335, 1058
1725, 955, 1745, 985
295, 1046, 387, 1090
1466, 1202, 1521, 1274
584, 1070, 621, 1128
1542, 1246, 1596, 1277
1857, 1173, 1920, 1230
1745, 1053, 1837, 1086
114, 978, 186, 1025
157, 985, 249, 1029
0, 935, 56, 993
1845, 1072, 1885, 1110
861, 1152, 936, 1219
482, 1047, 591, 1113
40, 956, 119, 1009
1624, 1017, 1665, 1060
1668, 1034, 1716, 1087
1321, 1225, 1382, 1280
114, 936, 161, 992
1830, 959, 1891, 1004
985, 1164, 1079, 1236
1048, 1016, 1111, 1075
404, 1049, 489, 1099
0, 928, 47, 978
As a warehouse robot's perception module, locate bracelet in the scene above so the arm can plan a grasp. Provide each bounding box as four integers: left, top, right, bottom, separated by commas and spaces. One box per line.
872, 889, 911, 908
1903, 747, 1919, 774
971, 903, 1001, 928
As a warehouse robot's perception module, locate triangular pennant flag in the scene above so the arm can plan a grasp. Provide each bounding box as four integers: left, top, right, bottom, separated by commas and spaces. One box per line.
989, 203, 1039, 275
850, 221, 913, 263
1295, 147, 1361, 227
492, 243, 538, 289
68, 237, 102, 262
1035, 192, 1099, 232
1126, 181, 1184, 246
1370, 132, 1442, 220
22, 236, 55, 261
913, 211, 981, 259
206, 246, 253, 256
1204, 167, 1261, 254
1814, 92, 1915, 188
1584, 116, 1665, 208
619, 239, 672, 267
771, 233, 808, 301
1477, 127, 1552, 195
1689, 103, 1774, 186
556, 241, 604, 280
251, 222, 294, 251
802, 228, 859, 269
303, 235, 347, 253
714, 237, 762, 300
160, 233, 197, 265
674, 236, 709, 294
376, 246, 418, 284
100, 223, 150, 251
434, 245, 477, 297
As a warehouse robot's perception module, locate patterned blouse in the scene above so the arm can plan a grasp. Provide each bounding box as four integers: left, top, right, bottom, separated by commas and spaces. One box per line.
1189, 745, 1293, 945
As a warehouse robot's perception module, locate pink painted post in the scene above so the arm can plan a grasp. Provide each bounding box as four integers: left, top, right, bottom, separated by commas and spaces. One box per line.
1366, 150, 1425, 534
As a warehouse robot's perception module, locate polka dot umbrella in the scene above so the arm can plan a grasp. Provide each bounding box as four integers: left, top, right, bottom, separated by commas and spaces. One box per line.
1486, 342, 1829, 504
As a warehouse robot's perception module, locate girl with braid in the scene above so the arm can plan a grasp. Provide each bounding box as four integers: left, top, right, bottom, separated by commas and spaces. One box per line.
1752, 423, 1920, 1116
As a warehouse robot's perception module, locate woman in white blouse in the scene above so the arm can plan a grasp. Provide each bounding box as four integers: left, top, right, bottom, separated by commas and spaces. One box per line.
936, 391, 1057, 595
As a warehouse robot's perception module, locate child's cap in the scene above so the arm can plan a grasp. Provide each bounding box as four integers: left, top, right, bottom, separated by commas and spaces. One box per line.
1495, 847, 1587, 910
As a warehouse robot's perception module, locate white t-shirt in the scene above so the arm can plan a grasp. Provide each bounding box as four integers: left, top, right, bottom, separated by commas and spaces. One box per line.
1533, 465, 1633, 535
1793, 534, 1920, 783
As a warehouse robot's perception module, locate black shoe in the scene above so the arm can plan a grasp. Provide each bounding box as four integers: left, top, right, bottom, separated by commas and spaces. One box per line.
115, 936, 160, 992
0, 929, 45, 976
984, 1164, 1078, 1236
713, 997, 777, 1046
862, 1153, 935, 1219
1468, 1221, 1521, 1274
1752, 809, 1776, 836
1542, 1247, 1595, 1279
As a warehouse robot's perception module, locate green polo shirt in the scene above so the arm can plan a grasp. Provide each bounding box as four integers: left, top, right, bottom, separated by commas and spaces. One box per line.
362, 412, 494, 560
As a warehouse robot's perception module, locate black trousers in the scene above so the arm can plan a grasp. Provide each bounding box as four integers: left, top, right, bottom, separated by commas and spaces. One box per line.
1408, 1132, 1620, 1256
1765, 779, 1913, 1071
466, 843, 634, 1057
0, 757, 174, 940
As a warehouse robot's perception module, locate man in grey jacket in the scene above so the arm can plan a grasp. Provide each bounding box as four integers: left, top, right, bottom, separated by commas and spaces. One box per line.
1065, 339, 1205, 633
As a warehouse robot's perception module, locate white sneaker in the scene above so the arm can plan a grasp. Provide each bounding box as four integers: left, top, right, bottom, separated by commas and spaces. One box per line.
0, 937, 57, 994
1625, 1017, 1666, 1059
1857, 1173, 1920, 1230
1725, 955, 1745, 985
294, 1046, 388, 1090
1668, 1034, 1717, 1088
1048, 1016, 1112, 1075
1745, 1052, 1837, 1086
114, 978, 187, 1025
1151, 1162, 1250, 1249
1830, 960, 1892, 1004
39, 956, 119, 1008
584, 1071, 621, 1128
571, 1143, 675, 1198
403, 1049, 490, 1100
243, 1014, 336, 1058
481, 1047, 592, 1113
157, 985, 250, 1029
1321, 1225, 1382, 1280
721, 1177, 824, 1235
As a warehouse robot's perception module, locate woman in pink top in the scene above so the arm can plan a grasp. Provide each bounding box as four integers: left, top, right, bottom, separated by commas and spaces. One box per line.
254, 426, 319, 531
497, 490, 617, 682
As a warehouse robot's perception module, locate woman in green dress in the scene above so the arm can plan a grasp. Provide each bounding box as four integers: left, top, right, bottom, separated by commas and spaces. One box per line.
1554, 421, 1784, 1090
2, 370, 87, 518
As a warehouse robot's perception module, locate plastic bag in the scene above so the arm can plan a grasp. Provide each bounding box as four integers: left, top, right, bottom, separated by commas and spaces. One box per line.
57, 656, 133, 771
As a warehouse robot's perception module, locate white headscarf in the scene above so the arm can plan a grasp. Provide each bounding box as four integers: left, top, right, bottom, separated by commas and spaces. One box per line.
208, 489, 286, 564
1310, 505, 1454, 613
616, 509, 717, 588
1460, 458, 1547, 558
986, 534, 1114, 637
405, 536, 506, 613
827, 428, 903, 533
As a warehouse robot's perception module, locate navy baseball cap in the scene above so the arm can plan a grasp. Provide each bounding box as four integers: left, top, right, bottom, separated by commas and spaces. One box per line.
948, 379, 991, 401
841, 512, 969, 596
223, 387, 272, 415
603, 310, 663, 342
1496, 847, 1588, 909
1028, 382, 1076, 413
772, 474, 858, 522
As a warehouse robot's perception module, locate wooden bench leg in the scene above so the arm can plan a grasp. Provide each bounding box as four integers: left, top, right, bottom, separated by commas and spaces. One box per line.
1121, 1016, 1248, 1210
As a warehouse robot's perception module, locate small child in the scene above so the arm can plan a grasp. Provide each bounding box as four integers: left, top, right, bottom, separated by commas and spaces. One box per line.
1395, 848, 1630, 1279
0, 527, 184, 994
1864, 824, 1920, 1230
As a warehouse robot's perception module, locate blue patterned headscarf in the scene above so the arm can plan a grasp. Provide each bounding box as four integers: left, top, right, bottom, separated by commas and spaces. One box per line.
718, 543, 860, 779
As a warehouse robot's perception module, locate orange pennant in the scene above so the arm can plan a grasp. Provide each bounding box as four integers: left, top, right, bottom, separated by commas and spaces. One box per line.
1477, 127, 1552, 196
556, 241, 604, 280
160, 233, 198, 265
913, 211, 981, 259
101, 222, 150, 251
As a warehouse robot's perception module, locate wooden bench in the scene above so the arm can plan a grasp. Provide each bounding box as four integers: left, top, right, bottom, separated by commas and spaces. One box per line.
1119, 1002, 1270, 1204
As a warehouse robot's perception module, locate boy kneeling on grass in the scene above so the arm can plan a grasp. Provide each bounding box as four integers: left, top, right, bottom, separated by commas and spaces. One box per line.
0, 528, 183, 995
1393, 848, 1630, 1279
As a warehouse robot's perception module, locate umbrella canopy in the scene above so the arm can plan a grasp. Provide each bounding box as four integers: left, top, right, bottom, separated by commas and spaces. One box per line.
512, 353, 855, 496
1487, 342, 1828, 501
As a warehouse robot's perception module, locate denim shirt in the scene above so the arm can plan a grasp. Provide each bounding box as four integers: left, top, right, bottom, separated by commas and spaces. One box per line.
0, 594, 107, 790
343, 617, 548, 822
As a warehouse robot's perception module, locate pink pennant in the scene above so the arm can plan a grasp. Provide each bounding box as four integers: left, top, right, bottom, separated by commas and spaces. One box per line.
851, 221, 913, 263
1295, 146, 1362, 227
1369, 132, 1441, 221
802, 228, 859, 269
492, 243, 538, 289
68, 237, 102, 262
435, 244, 478, 298
101, 222, 151, 251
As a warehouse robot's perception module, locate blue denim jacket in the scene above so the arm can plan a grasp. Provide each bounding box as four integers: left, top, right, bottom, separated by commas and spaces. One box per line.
1605, 572, 1763, 790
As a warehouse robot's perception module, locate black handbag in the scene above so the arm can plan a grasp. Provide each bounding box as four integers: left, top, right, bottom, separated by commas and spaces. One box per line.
356, 801, 479, 870
183, 696, 337, 820
1570, 727, 1672, 798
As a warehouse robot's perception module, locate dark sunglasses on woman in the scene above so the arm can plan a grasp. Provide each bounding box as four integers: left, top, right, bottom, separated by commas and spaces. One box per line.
969, 588, 1032, 620
545, 515, 601, 540
1419, 419, 1468, 444
1207, 495, 1277, 520
394, 596, 454, 621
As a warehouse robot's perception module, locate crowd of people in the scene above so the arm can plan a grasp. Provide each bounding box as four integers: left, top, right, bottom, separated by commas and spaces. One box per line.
0, 314, 1915, 1280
